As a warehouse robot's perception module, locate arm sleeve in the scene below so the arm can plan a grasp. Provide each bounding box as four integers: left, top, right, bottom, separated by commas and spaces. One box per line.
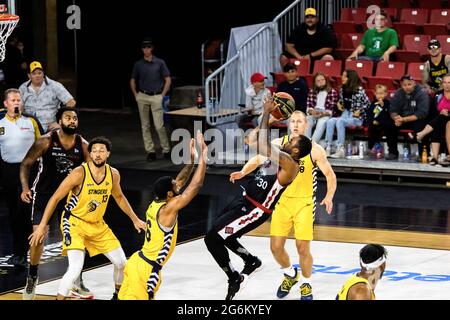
414, 90, 430, 119
131, 62, 139, 80
54, 82, 74, 105
389, 91, 401, 114
30, 117, 42, 139
160, 60, 170, 78
388, 29, 399, 48
360, 31, 369, 48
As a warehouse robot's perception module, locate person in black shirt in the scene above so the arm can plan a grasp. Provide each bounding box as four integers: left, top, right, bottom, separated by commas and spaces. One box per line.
422, 39, 450, 94
276, 63, 309, 113
280, 8, 337, 68
367, 84, 391, 154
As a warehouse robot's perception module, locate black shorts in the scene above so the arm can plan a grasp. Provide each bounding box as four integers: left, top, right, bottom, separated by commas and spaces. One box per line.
31, 192, 65, 225
211, 196, 271, 241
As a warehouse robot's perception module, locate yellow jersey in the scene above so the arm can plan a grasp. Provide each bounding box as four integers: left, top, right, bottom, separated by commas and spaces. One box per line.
141, 200, 178, 266
336, 274, 376, 300
280, 134, 316, 198
64, 163, 113, 223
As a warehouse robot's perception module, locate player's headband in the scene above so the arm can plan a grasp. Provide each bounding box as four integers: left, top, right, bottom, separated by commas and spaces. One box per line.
360, 255, 386, 270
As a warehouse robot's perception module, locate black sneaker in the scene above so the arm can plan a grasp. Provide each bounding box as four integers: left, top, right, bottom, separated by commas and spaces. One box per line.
111, 292, 118, 300
241, 257, 262, 276
23, 275, 38, 300
146, 153, 157, 162
385, 153, 398, 161
225, 272, 243, 300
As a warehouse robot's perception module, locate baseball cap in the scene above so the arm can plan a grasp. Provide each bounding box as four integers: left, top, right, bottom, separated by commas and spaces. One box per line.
250, 72, 267, 83
305, 8, 317, 16
428, 39, 441, 49
29, 61, 43, 73
141, 37, 153, 48
400, 74, 414, 82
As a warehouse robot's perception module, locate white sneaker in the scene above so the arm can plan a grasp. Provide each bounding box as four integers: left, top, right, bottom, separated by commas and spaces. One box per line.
325, 146, 332, 157
330, 147, 345, 158
23, 276, 38, 300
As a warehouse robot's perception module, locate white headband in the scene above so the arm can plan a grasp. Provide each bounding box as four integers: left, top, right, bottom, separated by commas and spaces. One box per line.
360, 256, 386, 270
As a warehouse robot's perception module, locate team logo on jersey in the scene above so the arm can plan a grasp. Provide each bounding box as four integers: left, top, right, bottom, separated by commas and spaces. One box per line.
87, 200, 101, 212
55, 157, 74, 174
0, 127, 4, 135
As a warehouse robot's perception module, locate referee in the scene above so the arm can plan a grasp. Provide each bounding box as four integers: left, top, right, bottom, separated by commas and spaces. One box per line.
0, 88, 42, 267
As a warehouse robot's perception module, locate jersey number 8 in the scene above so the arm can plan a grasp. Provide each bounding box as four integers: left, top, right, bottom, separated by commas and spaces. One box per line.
145, 219, 152, 242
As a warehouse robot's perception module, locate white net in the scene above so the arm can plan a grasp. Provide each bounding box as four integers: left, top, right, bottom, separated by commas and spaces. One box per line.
0, 14, 19, 62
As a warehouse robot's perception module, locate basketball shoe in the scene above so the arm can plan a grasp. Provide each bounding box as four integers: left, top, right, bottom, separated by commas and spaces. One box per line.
276, 268, 299, 298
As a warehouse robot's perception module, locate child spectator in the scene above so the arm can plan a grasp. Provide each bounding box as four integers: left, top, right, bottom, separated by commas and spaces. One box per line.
367, 84, 390, 155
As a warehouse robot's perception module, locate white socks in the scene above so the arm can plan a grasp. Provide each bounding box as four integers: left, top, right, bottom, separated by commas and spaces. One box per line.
282, 266, 297, 278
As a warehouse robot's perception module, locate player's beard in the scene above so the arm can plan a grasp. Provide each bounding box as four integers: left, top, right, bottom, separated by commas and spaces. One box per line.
61, 123, 77, 135
93, 160, 106, 168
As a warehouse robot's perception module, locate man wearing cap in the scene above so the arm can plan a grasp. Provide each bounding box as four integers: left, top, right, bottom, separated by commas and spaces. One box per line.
130, 38, 171, 162
19, 61, 76, 132
422, 39, 450, 94
280, 8, 336, 68
383, 75, 430, 160
240, 72, 272, 128
347, 11, 398, 63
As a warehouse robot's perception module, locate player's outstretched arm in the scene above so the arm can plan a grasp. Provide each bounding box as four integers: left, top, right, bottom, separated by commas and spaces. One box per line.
20, 136, 51, 203
28, 166, 84, 246
174, 138, 196, 192
314, 144, 336, 214
110, 167, 146, 233
230, 154, 267, 183
160, 132, 207, 227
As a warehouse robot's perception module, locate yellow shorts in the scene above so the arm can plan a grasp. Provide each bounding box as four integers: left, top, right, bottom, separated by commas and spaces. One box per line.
60, 215, 120, 257
270, 195, 315, 240
118, 251, 162, 300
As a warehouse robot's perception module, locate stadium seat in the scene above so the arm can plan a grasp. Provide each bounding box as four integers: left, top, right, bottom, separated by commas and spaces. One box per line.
273, 73, 286, 85
381, 8, 399, 22
388, 89, 397, 99
407, 62, 425, 81
289, 59, 311, 77
334, 49, 354, 61
358, 0, 383, 8
313, 60, 343, 78
366, 89, 375, 102
366, 61, 406, 89
340, 33, 364, 49
340, 8, 367, 25
395, 50, 422, 63
423, 24, 449, 37
403, 34, 432, 56
345, 60, 374, 78
417, 0, 445, 9
392, 23, 419, 39
429, 9, 450, 24
303, 75, 314, 89
436, 35, 450, 53
332, 21, 358, 34
387, 0, 413, 8
399, 9, 429, 25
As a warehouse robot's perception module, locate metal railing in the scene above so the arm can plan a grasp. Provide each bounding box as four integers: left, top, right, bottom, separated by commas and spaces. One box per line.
204, 0, 358, 126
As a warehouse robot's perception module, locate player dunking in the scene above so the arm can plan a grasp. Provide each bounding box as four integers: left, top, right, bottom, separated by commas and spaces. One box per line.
204, 100, 312, 300
337, 244, 388, 300
20, 107, 92, 299
29, 136, 146, 300
270, 111, 337, 300
119, 132, 207, 300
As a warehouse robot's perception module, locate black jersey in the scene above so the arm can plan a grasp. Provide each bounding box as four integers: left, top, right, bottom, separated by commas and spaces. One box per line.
32, 130, 84, 193
429, 55, 449, 90
242, 158, 285, 211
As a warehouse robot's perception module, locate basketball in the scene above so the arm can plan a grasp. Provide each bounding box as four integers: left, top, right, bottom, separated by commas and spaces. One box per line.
271, 92, 296, 120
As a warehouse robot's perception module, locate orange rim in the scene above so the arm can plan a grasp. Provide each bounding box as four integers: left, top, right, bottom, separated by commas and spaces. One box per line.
0, 14, 19, 21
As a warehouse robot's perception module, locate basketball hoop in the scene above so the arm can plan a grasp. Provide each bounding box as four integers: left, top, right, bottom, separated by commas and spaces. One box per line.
0, 14, 19, 62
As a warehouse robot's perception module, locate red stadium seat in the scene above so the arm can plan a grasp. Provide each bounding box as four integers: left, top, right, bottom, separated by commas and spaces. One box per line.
388, 89, 397, 99
366, 89, 375, 102
381, 8, 399, 22
332, 21, 358, 34
313, 60, 343, 78
273, 73, 286, 85
417, 0, 445, 9
366, 62, 406, 89
289, 59, 311, 77
395, 50, 422, 63
399, 9, 429, 25
345, 60, 374, 78
340, 33, 364, 49
387, 0, 413, 8
423, 24, 449, 37
303, 75, 314, 89
436, 35, 450, 53
407, 62, 425, 81
392, 23, 419, 39
340, 8, 368, 25
429, 9, 450, 24
403, 34, 432, 56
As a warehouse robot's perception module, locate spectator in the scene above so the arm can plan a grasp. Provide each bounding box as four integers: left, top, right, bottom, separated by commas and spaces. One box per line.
367, 84, 391, 154
412, 74, 450, 164
130, 37, 171, 162
276, 63, 309, 113
239, 72, 271, 128
325, 70, 370, 158
280, 8, 336, 68
0, 89, 41, 267
305, 72, 339, 143
422, 39, 450, 94
384, 75, 430, 160
19, 61, 76, 132
347, 11, 398, 62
